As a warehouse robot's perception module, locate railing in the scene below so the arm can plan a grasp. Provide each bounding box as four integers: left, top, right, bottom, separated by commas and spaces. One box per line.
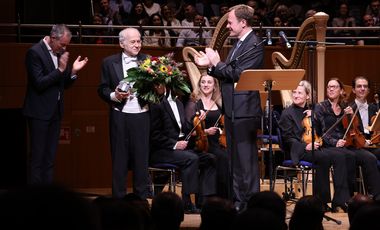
0, 23, 379, 44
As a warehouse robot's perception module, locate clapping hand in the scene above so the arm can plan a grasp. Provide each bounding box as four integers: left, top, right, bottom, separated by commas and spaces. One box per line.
72, 55, 89, 75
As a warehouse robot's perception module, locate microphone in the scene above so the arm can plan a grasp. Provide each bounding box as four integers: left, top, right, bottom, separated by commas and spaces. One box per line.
266, 29, 272, 46
279, 31, 291, 48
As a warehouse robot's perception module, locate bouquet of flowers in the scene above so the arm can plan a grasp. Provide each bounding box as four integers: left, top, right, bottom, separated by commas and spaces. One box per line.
124, 52, 191, 104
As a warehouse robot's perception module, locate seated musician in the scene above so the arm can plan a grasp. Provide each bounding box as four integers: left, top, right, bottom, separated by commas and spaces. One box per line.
185, 73, 229, 199
279, 80, 351, 212
314, 78, 380, 202
149, 85, 217, 213
350, 76, 380, 160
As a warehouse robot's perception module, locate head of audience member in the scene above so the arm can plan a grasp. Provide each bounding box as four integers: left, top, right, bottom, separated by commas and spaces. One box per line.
228, 4, 255, 38
350, 201, 380, 230
374, 91, 380, 103
347, 193, 375, 224
193, 14, 207, 33
337, 3, 350, 18
93, 195, 147, 230
150, 191, 184, 230
148, 13, 165, 33
305, 9, 317, 18
288, 195, 325, 230
0, 184, 100, 230
184, 4, 197, 22
162, 4, 175, 21
369, 0, 380, 16
124, 193, 152, 230
130, 1, 149, 26
209, 16, 220, 27
247, 191, 287, 229
362, 14, 375, 26
275, 4, 290, 24
235, 207, 283, 230
200, 196, 237, 230
273, 16, 283, 26
119, 28, 142, 57
219, 3, 230, 16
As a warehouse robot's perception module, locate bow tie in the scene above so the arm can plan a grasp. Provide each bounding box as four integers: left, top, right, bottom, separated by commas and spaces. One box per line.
124, 56, 137, 64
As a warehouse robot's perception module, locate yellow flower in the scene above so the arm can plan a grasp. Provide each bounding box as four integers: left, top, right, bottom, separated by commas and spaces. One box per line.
160, 65, 168, 73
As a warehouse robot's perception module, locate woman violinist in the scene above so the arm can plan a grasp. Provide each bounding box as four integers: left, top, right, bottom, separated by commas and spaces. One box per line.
279, 80, 351, 212
185, 73, 229, 199
314, 78, 380, 205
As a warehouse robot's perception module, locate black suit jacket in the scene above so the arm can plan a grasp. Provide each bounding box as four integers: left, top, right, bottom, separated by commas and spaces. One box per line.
98, 52, 147, 109
212, 31, 264, 119
150, 97, 190, 151
23, 39, 74, 120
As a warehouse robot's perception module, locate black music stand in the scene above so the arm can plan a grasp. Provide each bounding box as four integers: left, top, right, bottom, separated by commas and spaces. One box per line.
236, 69, 305, 191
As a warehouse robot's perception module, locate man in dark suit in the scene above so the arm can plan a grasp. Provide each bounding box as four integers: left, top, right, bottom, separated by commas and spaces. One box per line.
98, 27, 151, 199
150, 89, 217, 213
23, 24, 88, 185
195, 4, 264, 211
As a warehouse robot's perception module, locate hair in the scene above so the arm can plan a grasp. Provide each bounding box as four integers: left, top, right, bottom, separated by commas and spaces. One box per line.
352, 75, 371, 89
298, 80, 312, 105
50, 24, 72, 39
119, 27, 141, 43
191, 72, 222, 107
230, 4, 255, 27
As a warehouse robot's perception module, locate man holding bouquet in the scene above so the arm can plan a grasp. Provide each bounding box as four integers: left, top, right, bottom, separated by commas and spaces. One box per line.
98, 27, 150, 199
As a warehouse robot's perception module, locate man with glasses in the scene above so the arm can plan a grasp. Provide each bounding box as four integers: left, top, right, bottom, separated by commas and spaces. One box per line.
23, 24, 88, 185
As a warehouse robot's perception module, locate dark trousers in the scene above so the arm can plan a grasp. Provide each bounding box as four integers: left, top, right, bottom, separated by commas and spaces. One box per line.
27, 115, 60, 185
110, 110, 150, 199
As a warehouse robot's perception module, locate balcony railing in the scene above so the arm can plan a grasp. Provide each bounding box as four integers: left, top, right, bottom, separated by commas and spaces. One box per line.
0, 23, 379, 45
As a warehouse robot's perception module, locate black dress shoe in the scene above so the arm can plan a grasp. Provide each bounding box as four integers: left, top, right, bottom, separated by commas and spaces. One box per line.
184, 203, 201, 214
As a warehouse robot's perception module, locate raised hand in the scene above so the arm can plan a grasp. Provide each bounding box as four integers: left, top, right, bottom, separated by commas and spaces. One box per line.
72, 55, 89, 74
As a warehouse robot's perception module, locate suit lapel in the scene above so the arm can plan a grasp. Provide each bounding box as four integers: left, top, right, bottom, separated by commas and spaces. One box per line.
112, 53, 124, 81
163, 97, 180, 130
39, 40, 56, 71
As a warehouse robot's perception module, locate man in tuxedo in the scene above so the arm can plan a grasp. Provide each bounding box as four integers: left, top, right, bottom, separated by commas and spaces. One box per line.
150, 88, 217, 213
195, 4, 264, 211
23, 24, 88, 185
98, 27, 150, 199
351, 76, 380, 160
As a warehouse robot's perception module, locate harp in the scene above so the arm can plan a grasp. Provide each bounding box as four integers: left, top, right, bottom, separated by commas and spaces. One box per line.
182, 12, 230, 92
272, 12, 329, 107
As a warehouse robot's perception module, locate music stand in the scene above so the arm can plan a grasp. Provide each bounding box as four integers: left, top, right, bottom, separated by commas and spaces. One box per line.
236, 69, 305, 191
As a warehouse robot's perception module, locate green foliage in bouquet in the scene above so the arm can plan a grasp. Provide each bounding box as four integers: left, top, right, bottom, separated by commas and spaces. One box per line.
124, 52, 191, 104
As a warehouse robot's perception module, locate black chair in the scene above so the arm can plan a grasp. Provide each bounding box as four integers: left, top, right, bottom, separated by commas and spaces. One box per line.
148, 163, 179, 196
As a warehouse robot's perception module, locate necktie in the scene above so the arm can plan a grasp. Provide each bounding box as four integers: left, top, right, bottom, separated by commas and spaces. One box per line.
230, 40, 242, 61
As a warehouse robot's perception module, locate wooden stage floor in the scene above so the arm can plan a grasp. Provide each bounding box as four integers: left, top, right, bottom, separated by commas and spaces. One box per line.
75, 180, 350, 230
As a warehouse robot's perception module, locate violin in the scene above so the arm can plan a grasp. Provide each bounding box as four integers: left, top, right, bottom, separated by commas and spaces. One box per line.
342, 106, 366, 149
302, 115, 323, 145
215, 114, 227, 149
193, 112, 209, 153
